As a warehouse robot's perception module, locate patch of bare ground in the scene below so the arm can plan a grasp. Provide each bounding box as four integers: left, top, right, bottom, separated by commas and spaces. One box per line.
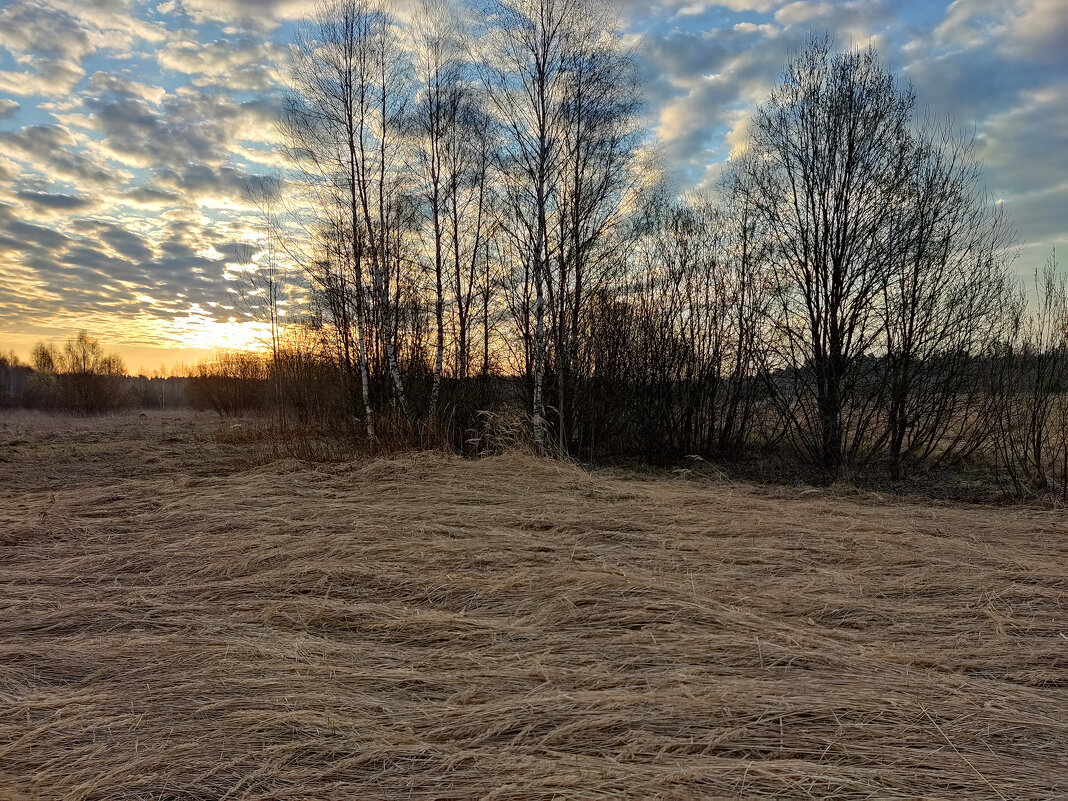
0, 412, 1065, 799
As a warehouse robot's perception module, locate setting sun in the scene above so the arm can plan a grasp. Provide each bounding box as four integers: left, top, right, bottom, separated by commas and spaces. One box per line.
167, 310, 272, 353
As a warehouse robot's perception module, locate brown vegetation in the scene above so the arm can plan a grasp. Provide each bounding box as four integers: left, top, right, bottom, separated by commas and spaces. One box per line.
1, 412, 1064, 799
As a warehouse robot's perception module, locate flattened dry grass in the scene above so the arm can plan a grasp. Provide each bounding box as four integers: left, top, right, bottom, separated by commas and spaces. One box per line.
0, 412, 1066, 799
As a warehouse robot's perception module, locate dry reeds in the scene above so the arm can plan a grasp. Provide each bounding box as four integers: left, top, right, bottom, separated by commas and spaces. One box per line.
0, 412, 1065, 799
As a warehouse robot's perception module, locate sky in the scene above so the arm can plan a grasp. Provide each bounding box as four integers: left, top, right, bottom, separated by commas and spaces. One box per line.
0, 0, 1064, 373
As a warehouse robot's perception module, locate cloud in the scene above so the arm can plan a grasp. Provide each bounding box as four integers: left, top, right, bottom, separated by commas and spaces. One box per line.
16, 191, 96, 211
673, 0, 785, 14
0, 0, 168, 97
84, 79, 284, 169
95, 221, 158, 263
120, 186, 182, 207
167, 0, 316, 31
158, 37, 288, 90
773, 1, 827, 25
148, 163, 266, 206
51, 0, 168, 51
0, 57, 86, 97
895, 1, 1066, 263
0, 3, 91, 96
639, 24, 815, 186
0, 197, 254, 336
0, 3, 94, 61
975, 83, 1068, 252
1006, 0, 1068, 65
90, 94, 224, 167
89, 71, 167, 105
0, 2, 291, 348
936, 0, 1068, 66
0, 125, 123, 188
0, 202, 72, 251
642, 29, 748, 89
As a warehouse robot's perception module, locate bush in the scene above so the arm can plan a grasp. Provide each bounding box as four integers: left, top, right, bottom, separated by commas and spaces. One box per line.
0, 352, 33, 408
186, 352, 270, 416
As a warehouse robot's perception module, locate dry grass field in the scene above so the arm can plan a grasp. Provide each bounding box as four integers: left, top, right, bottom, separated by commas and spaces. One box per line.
1, 411, 1065, 800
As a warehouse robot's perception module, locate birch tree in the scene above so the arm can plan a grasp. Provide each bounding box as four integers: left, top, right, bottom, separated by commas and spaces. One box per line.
285, 0, 413, 431
479, 0, 575, 451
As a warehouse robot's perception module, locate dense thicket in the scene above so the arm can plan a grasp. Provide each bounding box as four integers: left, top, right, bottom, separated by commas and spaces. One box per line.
251, 2, 1067, 494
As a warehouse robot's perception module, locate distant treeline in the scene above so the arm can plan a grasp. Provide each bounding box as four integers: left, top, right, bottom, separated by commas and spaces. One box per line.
0, 333, 187, 413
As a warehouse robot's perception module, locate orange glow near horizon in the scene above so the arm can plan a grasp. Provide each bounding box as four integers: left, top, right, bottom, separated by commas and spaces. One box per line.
1, 308, 274, 376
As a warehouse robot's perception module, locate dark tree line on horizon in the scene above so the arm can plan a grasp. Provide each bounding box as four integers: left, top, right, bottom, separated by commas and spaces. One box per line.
0, 332, 187, 413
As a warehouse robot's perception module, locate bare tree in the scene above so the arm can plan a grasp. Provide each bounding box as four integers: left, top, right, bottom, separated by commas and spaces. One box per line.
411, 0, 492, 412
445, 98, 495, 384
734, 37, 914, 475
285, 1, 373, 438
31, 332, 127, 414
360, 1, 412, 417
287, 0, 411, 421
479, 0, 639, 452
285, 0, 419, 435
879, 121, 1015, 479
478, 0, 576, 451
991, 251, 1068, 495
313, 208, 375, 440
412, 0, 458, 416
620, 193, 771, 458
548, 0, 642, 453
237, 175, 288, 432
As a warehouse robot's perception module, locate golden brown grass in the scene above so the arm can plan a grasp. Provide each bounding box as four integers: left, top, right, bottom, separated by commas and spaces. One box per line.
1, 411, 1065, 799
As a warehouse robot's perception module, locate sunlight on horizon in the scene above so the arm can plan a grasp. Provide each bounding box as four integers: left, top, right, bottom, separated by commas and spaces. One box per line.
1, 309, 272, 375
167, 310, 273, 353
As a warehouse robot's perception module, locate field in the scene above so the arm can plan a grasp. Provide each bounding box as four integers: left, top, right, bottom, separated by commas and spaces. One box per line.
1, 411, 1065, 800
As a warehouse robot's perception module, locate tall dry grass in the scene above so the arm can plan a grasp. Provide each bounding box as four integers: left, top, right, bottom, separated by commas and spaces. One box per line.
0, 413, 1065, 799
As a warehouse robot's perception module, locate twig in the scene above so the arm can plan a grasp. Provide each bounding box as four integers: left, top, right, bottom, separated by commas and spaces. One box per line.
921, 706, 1006, 800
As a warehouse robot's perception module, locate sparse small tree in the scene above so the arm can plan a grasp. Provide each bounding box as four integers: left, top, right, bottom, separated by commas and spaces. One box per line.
237, 175, 288, 432
878, 121, 1015, 479
991, 252, 1068, 495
